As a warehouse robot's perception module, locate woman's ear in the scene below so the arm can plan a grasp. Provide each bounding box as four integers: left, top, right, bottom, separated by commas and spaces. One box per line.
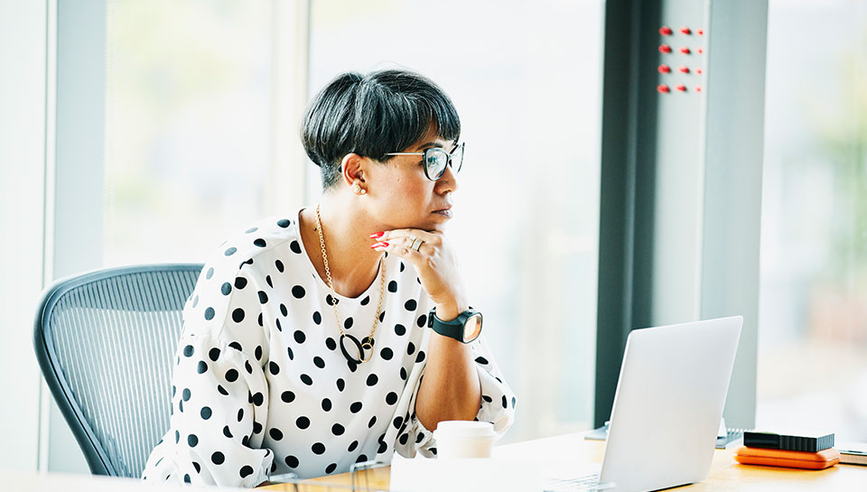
340, 153, 368, 194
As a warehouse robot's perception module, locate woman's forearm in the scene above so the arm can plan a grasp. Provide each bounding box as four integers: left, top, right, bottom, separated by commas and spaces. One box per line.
415, 306, 482, 430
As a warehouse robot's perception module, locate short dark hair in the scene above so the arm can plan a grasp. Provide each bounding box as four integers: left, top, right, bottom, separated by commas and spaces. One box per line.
301, 69, 461, 189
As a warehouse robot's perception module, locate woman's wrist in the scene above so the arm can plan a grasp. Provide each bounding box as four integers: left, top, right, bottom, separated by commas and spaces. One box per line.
433, 298, 467, 322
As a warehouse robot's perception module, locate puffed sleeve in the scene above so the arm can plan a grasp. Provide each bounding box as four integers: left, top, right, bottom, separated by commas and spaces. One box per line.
142, 264, 274, 487
394, 331, 517, 458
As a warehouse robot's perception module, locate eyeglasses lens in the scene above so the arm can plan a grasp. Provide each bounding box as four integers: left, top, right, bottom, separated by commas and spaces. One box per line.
425, 149, 449, 180
451, 144, 464, 174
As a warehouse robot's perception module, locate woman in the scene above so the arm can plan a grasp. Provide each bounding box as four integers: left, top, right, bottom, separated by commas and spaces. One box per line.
142, 69, 516, 486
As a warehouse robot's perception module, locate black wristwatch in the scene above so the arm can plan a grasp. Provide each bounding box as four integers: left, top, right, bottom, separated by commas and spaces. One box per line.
427, 307, 483, 343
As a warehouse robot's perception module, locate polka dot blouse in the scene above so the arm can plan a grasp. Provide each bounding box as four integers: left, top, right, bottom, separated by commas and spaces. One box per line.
142, 211, 516, 487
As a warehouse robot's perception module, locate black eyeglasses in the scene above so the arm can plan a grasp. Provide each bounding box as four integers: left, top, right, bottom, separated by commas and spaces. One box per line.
385, 142, 464, 181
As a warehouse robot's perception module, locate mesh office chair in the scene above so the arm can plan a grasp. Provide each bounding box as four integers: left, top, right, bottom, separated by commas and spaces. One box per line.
33, 264, 203, 478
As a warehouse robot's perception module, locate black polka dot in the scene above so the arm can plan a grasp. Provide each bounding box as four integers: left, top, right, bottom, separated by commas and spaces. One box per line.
292, 285, 305, 299
232, 308, 245, 323
394, 324, 406, 336
416, 433, 425, 444
386, 392, 398, 405
400, 433, 409, 445
312, 442, 326, 455
326, 294, 337, 306
257, 291, 268, 304
482, 394, 492, 403
475, 356, 489, 365
287, 346, 294, 360
296, 416, 310, 429
336, 378, 345, 392
294, 330, 306, 343
380, 347, 393, 360
183, 345, 194, 357
278, 218, 291, 228
253, 238, 267, 247
378, 439, 388, 454
400, 262, 405, 272
416, 351, 426, 363
237, 408, 244, 421
225, 369, 239, 382
211, 452, 225, 465
269, 361, 280, 375
393, 416, 403, 429
326, 463, 337, 474
220, 282, 232, 295
206, 267, 214, 279
253, 421, 263, 434
368, 416, 377, 428
407, 342, 416, 356
344, 317, 354, 329
224, 247, 237, 256
187, 434, 198, 447
350, 401, 363, 413
269, 428, 283, 440
184, 474, 191, 483
234, 277, 247, 289
208, 348, 221, 361
245, 226, 258, 234
229, 341, 242, 351
197, 361, 208, 374
204, 307, 215, 320
255, 345, 263, 360
348, 440, 359, 452
331, 423, 345, 436
404, 299, 417, 311
321, 398, 332, 411
366, 374, 378, 386
417, 314, 427, 327
356, 454, 368, 463
300, 374, 313, 385
512, 396, 517, 408
281, 390, 295, 403
252, 392, 264, 406
239, 465, 254, 478
360, 295, 370, 305
313, 311, 322, 324
285, 455, 299, 468
388, 281, 398, 293
182, 388, 191, 401
175, 430, 180, 443
379, 312, 385, 323
325, 337, 336, 350
400, 367, 408, 380
275, 318, 282, 331
223, 425, 233, 438
290, 240, 302, 253
280, 304, 288, 316
200, 406, 212, 419
313, 356, 325, 368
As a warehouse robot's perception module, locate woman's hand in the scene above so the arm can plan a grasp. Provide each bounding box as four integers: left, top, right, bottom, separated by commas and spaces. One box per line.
370, 229, 467, 319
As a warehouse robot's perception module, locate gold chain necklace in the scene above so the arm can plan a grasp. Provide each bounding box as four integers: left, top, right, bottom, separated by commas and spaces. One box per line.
315, 204, 385, 364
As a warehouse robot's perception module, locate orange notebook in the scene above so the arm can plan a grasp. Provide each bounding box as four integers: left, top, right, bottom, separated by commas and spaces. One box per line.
735, 446, 840, 470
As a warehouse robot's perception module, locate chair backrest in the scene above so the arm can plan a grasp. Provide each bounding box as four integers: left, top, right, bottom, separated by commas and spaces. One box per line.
33, 264, 202, 478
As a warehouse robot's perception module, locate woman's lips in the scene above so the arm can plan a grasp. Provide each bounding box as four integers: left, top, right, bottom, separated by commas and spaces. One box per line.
433, 208, 453, 218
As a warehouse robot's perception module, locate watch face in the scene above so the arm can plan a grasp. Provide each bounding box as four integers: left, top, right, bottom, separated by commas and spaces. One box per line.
463, 313, 483, 342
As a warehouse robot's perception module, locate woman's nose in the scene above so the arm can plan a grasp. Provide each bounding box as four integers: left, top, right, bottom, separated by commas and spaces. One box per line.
436, 163, 458, 194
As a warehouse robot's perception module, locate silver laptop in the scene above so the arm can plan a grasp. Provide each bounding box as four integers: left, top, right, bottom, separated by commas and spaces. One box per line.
549, 316, 743, 492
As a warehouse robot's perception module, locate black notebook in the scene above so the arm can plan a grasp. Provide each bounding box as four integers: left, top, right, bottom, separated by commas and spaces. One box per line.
743, 431, 835, 452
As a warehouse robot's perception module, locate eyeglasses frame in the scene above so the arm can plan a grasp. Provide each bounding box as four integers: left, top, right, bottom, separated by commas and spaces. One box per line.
384, 142, 464, 181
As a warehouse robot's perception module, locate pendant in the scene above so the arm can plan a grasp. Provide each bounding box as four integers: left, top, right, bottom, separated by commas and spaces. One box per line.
339, 333, 364, 364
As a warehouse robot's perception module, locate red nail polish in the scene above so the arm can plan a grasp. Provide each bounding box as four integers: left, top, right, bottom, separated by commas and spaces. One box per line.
370, 232, 384, 239
370, 241, 389, 249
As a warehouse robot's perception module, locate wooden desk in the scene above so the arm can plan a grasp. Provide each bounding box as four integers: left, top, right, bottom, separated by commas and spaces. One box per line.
264, 432, 867, 491
3, 433, 864, 491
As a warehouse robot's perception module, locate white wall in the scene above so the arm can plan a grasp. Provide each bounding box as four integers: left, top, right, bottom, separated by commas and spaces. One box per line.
0, 0, 49, 473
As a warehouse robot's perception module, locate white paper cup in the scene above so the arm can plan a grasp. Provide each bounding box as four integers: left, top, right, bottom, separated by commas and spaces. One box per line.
433, 421, 496, 459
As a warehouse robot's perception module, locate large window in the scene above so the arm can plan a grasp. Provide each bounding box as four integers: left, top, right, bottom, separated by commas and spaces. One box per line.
309, 0, 605, 441
758, 0, 867, 439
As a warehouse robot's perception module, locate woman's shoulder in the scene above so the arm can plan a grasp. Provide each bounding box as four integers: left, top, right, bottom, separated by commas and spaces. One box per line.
202, 214, 301, 269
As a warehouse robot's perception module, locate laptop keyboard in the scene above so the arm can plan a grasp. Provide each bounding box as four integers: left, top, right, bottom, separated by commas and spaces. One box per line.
545, 473, 601, 491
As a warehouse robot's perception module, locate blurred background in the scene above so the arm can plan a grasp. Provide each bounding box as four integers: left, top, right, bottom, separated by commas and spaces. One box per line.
2, 0, 867, 476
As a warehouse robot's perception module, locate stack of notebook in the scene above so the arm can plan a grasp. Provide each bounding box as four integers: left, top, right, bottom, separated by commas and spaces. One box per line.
734, 431, 840, 470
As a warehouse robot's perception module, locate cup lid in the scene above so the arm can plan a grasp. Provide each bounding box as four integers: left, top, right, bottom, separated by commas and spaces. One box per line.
434, 420, 495, 438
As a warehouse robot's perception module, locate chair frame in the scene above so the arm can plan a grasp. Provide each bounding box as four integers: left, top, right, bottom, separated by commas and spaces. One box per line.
33, 263, 203, 476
